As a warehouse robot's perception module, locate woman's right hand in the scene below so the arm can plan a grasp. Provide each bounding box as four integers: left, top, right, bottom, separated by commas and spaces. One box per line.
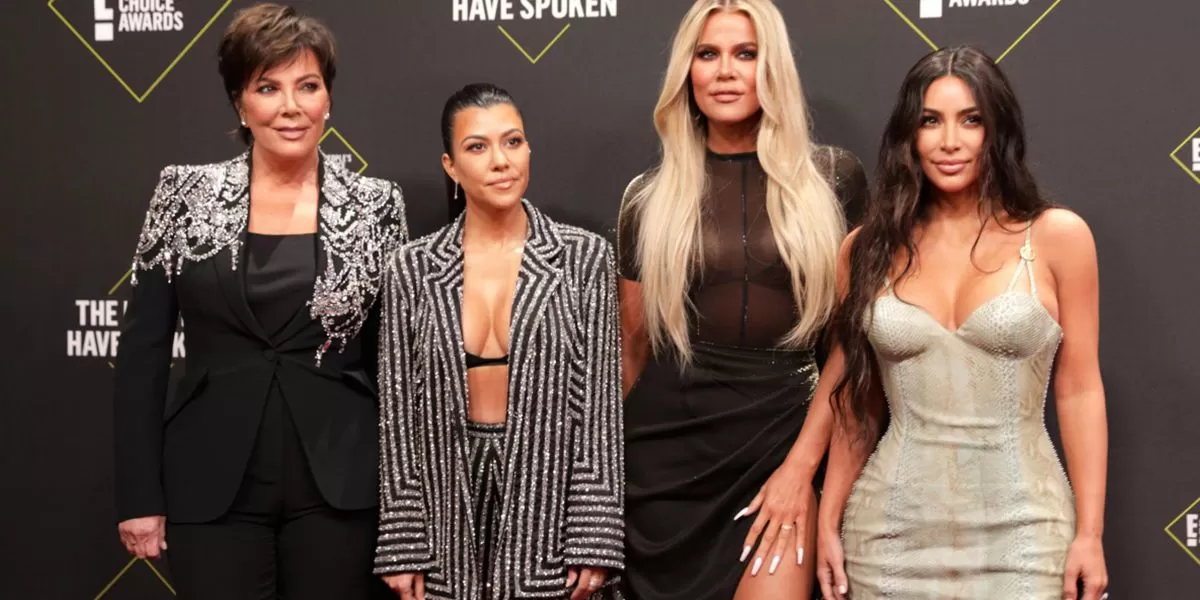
816, 524, 849, 600
117, 515, 166, 560
382, 573, 425, 600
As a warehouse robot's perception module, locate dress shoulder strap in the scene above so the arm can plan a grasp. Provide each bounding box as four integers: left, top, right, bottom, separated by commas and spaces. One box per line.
1005, 223, 1037, 295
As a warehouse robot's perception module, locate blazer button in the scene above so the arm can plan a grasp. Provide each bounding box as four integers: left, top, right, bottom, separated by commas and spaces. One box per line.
262, 349, 277, 361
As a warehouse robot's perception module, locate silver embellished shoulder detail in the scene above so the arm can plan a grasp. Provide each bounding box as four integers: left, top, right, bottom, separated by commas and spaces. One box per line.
130, 151, 408, 364
309, 156, 408, 362
131, 154, 249, 283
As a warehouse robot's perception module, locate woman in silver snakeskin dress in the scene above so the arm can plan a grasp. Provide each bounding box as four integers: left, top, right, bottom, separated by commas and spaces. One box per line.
374, 84, 624, 600
815, 46, 1110, 600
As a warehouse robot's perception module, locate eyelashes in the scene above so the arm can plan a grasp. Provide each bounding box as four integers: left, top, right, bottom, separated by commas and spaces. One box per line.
694, 48, 758, 60
919, 114, 983, 127
253, 81, 322, 94
464, 136, 526, 153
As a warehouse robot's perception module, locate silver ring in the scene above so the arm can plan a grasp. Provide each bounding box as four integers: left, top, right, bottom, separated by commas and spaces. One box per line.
589, 577, 603, 588
780, 524, 794, 530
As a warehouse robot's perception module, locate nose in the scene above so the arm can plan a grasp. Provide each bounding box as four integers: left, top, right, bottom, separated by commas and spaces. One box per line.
717, 54, 734, 80
940, 122, 961, 152
280, 89, 301, 116
490, 144, 511, 169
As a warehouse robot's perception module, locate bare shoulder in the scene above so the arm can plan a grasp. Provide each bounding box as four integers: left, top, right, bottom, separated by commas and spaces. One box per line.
1035, 208, 1095, 252
1033, 208, 1097, 276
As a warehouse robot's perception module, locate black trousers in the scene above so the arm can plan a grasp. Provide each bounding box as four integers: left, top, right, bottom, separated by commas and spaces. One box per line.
166, 385, 389, 600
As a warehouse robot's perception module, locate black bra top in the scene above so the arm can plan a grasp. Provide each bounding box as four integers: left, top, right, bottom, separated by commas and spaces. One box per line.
466, 351, 509, 369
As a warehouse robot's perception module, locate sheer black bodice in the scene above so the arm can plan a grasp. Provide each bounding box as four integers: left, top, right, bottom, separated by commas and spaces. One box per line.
618, 145, 867, 348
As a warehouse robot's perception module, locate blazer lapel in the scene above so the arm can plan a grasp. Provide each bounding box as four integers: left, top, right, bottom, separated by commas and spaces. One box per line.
423, 214, 484, 569
493, 201, 563, 560
212, 153, 270, 344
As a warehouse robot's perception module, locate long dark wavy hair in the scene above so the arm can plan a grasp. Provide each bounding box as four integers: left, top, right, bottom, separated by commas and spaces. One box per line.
831, 45, 1053, 442
440, 83, 522, 220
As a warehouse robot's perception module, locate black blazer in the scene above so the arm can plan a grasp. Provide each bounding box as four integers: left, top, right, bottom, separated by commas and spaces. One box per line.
113, 151, 407, 523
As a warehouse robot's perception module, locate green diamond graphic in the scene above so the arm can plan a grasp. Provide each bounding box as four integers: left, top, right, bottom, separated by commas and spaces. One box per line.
47, 0, 232, 102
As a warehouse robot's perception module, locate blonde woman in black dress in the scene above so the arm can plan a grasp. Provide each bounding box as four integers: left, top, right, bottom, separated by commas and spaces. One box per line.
616, 1, 866, 598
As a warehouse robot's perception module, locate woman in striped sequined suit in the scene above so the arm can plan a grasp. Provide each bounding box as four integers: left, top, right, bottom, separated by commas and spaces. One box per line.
374, 84, 624, 600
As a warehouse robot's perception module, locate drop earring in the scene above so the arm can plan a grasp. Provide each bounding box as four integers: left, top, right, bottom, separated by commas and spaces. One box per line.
453, 182, 459, 200
325, 112, 331, 120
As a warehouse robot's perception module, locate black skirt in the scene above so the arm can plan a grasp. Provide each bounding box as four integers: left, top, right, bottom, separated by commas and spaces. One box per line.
618, 341, 822, 600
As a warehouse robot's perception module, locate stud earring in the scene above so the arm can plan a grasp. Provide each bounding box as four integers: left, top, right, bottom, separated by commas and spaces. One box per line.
325, 112, 331, 120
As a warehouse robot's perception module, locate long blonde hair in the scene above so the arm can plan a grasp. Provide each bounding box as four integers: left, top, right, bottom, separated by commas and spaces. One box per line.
626, 0, 846, 364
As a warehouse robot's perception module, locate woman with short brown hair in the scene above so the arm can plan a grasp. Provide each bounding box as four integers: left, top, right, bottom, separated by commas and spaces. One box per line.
112, 4, 405, 598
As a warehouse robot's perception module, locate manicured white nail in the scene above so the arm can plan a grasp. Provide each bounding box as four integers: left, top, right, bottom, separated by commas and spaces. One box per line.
751, 556, 763, 576
768, 555, 781, 574
839, 584, 848, 594
740, 545, 751, 562
733, 507, 749, 520
797, 547, 804, 565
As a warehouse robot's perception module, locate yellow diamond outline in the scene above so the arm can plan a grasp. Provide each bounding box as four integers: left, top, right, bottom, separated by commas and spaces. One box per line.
1164, 495, 1200, 567
320, 127, 369, 174
880, 0, 1065, 63
93, 556, 177, 599
498, 23, 571, 64
1169, 123, 1200, 187
47, 0, 233, 103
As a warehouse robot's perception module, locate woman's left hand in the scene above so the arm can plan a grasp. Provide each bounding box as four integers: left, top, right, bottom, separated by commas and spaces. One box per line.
1062, 535, 1108, 600
566, 566, 608, 599
736, 460, 814, 576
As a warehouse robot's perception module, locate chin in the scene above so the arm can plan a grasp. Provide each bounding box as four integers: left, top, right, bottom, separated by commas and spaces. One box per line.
699, 104, 759, 127
259, 139, 318, 161
929, 178, 975, 195
477, 193, 524, 212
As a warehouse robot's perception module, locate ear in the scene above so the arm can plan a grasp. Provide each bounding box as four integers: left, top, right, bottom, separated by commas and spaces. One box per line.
441, 153, 456, 183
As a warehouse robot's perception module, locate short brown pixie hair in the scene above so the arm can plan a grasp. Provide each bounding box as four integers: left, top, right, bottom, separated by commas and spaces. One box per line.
218, 3, 337, 144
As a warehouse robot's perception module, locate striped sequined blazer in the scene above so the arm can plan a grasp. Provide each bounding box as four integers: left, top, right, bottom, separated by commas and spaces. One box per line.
374, 200, 624, 599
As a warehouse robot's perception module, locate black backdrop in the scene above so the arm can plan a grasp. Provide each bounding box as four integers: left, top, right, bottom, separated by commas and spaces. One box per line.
2, 0, 1199, 597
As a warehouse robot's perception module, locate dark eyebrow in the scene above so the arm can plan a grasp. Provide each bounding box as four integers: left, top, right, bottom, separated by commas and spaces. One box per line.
921, 106, 980, 117
255, 72, 321, 84
695, 41, 758, 50
460, 128, 524, 144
